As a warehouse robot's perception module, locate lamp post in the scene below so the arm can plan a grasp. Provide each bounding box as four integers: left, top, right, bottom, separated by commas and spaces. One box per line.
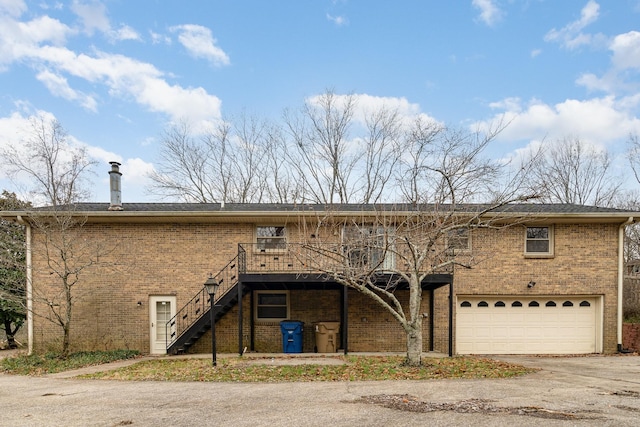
204, 275, 220, 366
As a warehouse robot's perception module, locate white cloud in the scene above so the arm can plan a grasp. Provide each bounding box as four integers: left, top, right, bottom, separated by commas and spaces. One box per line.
110, 24, 140, 42
326, 13, 348, 26
150, 30, 171, 45
71, 0, 110, 35
70, 0, 140, 42
0, 111, 32, 154
610, 31, 640, 71
576, 31, 640, 95
133, 74, 223, 126
170, 24, 230, 67
544, 0, 600, 49
0, 0, 27, 17
18, 15, 74, 45
38, 2, 64, 11
489, 97, 523, 113
80, 145, 157, 203
36, 69, 98, 111
477, 96, 640, 145
0, 109, 156, 203
306, 93, 439, 129
0, 9, 223, 123
472, 0, 503, 27
530, 49, 542, 58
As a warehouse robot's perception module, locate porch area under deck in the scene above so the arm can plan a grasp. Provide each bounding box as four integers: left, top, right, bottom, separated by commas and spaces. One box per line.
237, 272, 455, 357
166, 243, 454, 357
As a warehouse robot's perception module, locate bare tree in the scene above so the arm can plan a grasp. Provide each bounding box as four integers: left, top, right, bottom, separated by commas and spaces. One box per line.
226, 113, 270, 203
298, 125, 538, 366
147, 120, 230, 203
359, 106, 403, 203
2, 115, 101, 357
283, 90, 358, 204
395, 117, 444, 204
263, 125, 304, 203
395, 120, 508, 205
530, 137, 622, 207
0, 191, 30, 348
149, 115, 280, 203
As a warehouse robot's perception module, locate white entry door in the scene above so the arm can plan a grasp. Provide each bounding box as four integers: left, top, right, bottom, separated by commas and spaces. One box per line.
149, 296, 176, 355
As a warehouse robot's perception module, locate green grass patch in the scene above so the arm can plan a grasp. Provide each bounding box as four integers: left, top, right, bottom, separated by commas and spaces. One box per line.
81, 355, 535, 382
0, 350, 140, 376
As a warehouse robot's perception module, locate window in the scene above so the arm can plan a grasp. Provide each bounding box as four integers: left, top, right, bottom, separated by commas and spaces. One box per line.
255, 291, 289, 321
257, 226, 286, 251
342, 226, 395, 270
525, 226, 553, 256
447, 228, 470, 251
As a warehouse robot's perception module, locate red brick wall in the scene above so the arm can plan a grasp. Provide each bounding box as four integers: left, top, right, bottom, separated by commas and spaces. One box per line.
623, 323, 640, 352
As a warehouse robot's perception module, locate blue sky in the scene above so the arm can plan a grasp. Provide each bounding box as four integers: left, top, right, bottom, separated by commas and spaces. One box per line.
1, 0, 639, 203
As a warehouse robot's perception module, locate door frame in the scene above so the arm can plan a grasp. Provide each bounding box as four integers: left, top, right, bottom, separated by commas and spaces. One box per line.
149, 295, 177, 355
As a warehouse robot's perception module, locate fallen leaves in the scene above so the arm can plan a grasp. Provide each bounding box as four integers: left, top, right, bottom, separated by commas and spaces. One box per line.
81, 355, 535, 382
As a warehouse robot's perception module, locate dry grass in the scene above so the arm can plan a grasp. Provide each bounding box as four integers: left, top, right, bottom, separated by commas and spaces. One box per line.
81, 355, 535, 382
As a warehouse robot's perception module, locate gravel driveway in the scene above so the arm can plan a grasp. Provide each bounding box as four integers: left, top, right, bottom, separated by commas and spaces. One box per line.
1, 353, 639, 426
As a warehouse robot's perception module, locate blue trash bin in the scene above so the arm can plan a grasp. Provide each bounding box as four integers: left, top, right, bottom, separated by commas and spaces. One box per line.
280, 320, 304, 353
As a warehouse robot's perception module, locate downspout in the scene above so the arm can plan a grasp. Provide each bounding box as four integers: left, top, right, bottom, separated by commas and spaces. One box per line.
618, 217, 634, 353
17, 216, 33, 355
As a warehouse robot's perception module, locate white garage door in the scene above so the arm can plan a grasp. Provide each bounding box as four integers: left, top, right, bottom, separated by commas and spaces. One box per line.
456, 296, 599, 355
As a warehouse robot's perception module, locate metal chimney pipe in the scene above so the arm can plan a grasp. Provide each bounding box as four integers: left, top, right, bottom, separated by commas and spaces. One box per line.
108, 161, 123, 211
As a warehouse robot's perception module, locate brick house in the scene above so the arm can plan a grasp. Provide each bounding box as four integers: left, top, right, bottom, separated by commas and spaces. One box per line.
4, 166, 638, 356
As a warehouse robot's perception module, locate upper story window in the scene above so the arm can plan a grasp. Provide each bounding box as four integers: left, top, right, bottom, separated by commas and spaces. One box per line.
525, 226, 553, 256
447, 228, 470, 251
256, 226, 286, 251
342, 226, 395, 270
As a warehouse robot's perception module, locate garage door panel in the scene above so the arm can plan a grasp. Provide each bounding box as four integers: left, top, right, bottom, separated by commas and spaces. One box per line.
457, 296, 598, 355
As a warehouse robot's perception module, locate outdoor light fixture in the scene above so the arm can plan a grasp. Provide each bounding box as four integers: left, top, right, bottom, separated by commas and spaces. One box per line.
204, 274, 220, 366
527, 281, 536, 288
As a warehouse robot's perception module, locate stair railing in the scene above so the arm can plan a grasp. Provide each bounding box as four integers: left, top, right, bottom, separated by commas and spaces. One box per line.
166, 255, 240, 350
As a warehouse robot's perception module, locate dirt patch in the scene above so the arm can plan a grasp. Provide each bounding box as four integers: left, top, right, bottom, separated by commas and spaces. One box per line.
353, 394, 601, 421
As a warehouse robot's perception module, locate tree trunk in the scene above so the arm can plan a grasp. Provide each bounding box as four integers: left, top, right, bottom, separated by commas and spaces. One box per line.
405, 319, 423, 366
3, 319, 18, 349
62, 324, 70, 358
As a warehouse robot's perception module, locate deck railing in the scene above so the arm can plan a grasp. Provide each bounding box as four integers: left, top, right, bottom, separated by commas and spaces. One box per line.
166, 255, 239, 350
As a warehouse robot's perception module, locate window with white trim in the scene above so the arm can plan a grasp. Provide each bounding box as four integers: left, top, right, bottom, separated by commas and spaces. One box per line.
525, 226, 553, 256
256, 226, 286, 251
255, 291, 289, 321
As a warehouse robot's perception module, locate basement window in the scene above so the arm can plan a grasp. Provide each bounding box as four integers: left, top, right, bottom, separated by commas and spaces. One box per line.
255, 291, 289, 321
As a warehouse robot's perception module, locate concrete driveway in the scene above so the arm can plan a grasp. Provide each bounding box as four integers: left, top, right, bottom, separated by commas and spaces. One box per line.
1, 354, 639, 426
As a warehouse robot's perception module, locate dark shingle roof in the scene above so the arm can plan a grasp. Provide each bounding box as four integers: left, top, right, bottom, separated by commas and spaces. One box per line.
58, 202, 637, 214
